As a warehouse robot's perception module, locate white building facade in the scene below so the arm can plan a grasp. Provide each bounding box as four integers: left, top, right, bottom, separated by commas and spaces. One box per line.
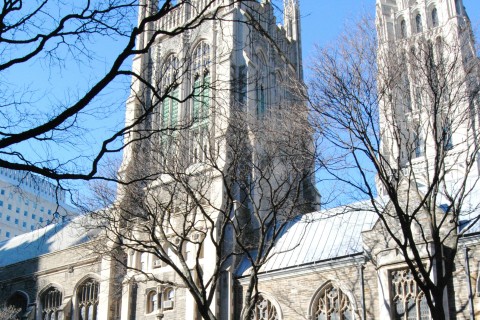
0, 168, 75, 241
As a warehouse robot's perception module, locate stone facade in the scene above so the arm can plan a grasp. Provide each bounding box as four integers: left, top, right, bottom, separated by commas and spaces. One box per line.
1, 0, 480, 320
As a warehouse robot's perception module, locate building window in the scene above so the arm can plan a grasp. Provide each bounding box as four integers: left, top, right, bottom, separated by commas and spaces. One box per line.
250, 294, 280, 320
415, 14, 423, 33
140, 252, 148, 271
32, 214, 36, 220
190, 41, 211, 164
431, 8, 439, 27
22, 222, 26, 228
0, 200, 3, 206
311, 282, 354, 320
1, 189, 5, 195
41, 287, 62, 320
160, 54, 180, 129
413, 128, 424, 158
400, 19, 407, 38
39, 217, 44, 223
48, 209, 52, 215
77, 279, 99, 320
7, 291, 28, 315
24, 211, 27, 216
8, 204, 11, 210
146, 290, 158, 314
391, 269, 429, 320
443, 119, 453, 151
30, 226, 34, 231
6, 215, 10, 221
14, 218, 18, 225
256, 82, 266, 118
163, 288, 175, 310
15, 207, 19, 213
6, 231, 10, 238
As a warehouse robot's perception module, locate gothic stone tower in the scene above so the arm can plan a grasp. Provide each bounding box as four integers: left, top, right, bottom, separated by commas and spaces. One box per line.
116, 1, 309, 319
376, 0, 480, 195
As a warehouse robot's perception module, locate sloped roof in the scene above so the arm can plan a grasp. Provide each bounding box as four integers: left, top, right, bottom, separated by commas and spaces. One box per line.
417, 177, 480, 235
237, 202, 378, 276
0, 215, 100, 267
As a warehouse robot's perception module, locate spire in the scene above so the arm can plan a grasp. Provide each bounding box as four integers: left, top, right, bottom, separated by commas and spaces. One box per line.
283, 0, 302, 79
283, 0, 299, 41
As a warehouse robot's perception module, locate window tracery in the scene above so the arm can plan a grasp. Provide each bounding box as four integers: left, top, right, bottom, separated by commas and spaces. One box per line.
161, 54, 180, 129
41, 287, 62, 320
250, 294, 280, 320
77, 278, 100, 320
311, 283, 354, 320
390, 269, 429, 320
190, 41, 211, 164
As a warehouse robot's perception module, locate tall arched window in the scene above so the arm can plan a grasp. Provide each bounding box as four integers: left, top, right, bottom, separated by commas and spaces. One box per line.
391, 269, 429, 320
250, 294, 280, 320
400, 19, 407, 39
415, 14, 423, 33
146, 290, 158, 314
41, 287, 62, 320
311, 283, 354, 320
190, 41, 211, 164
160, 54, 180, 129
159, 54, 180, 167
7, 291, 28, 314
163, 288, 175, 310
77, 278, 100, 320
431, 8, 439, 27
255, 51, 268, 119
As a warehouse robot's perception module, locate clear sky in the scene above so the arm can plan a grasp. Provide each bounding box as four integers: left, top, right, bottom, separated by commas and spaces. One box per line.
3, 0, 480, 203
300, 0, 480, 66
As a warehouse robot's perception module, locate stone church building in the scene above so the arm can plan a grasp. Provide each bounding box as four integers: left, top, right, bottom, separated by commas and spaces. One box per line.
1, 0, 480, 319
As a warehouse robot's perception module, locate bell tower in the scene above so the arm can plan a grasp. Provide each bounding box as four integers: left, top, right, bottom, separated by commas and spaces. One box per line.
375, 0, 479, 194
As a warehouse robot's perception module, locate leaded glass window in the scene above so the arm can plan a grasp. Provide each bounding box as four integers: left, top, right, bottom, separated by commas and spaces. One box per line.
250, 294, 280, 320
391, 269, 430, 320
312, 283, 354, 320
190, 41, 211, 164
77, 279, 99, 320
415, 14, 423, 33
161, 55, 180, 129
41, 287, 62, 320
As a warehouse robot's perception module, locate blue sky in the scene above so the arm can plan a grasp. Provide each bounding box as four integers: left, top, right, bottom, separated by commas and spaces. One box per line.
3, 0, 480, 202
300, 0, 480, 62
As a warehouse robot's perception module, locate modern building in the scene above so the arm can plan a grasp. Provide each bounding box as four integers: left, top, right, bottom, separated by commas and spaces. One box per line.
0, 0, 479, 320
0, 168, 75, 241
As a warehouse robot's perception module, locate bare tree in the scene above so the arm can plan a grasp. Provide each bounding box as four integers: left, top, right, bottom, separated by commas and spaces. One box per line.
0, 0, 254, 186
83, 79, 315, 319
309, 14, 480, 319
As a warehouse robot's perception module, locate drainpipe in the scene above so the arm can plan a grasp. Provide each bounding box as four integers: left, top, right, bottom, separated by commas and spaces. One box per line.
360, 264, 366, 320
465, 245, 475, 320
